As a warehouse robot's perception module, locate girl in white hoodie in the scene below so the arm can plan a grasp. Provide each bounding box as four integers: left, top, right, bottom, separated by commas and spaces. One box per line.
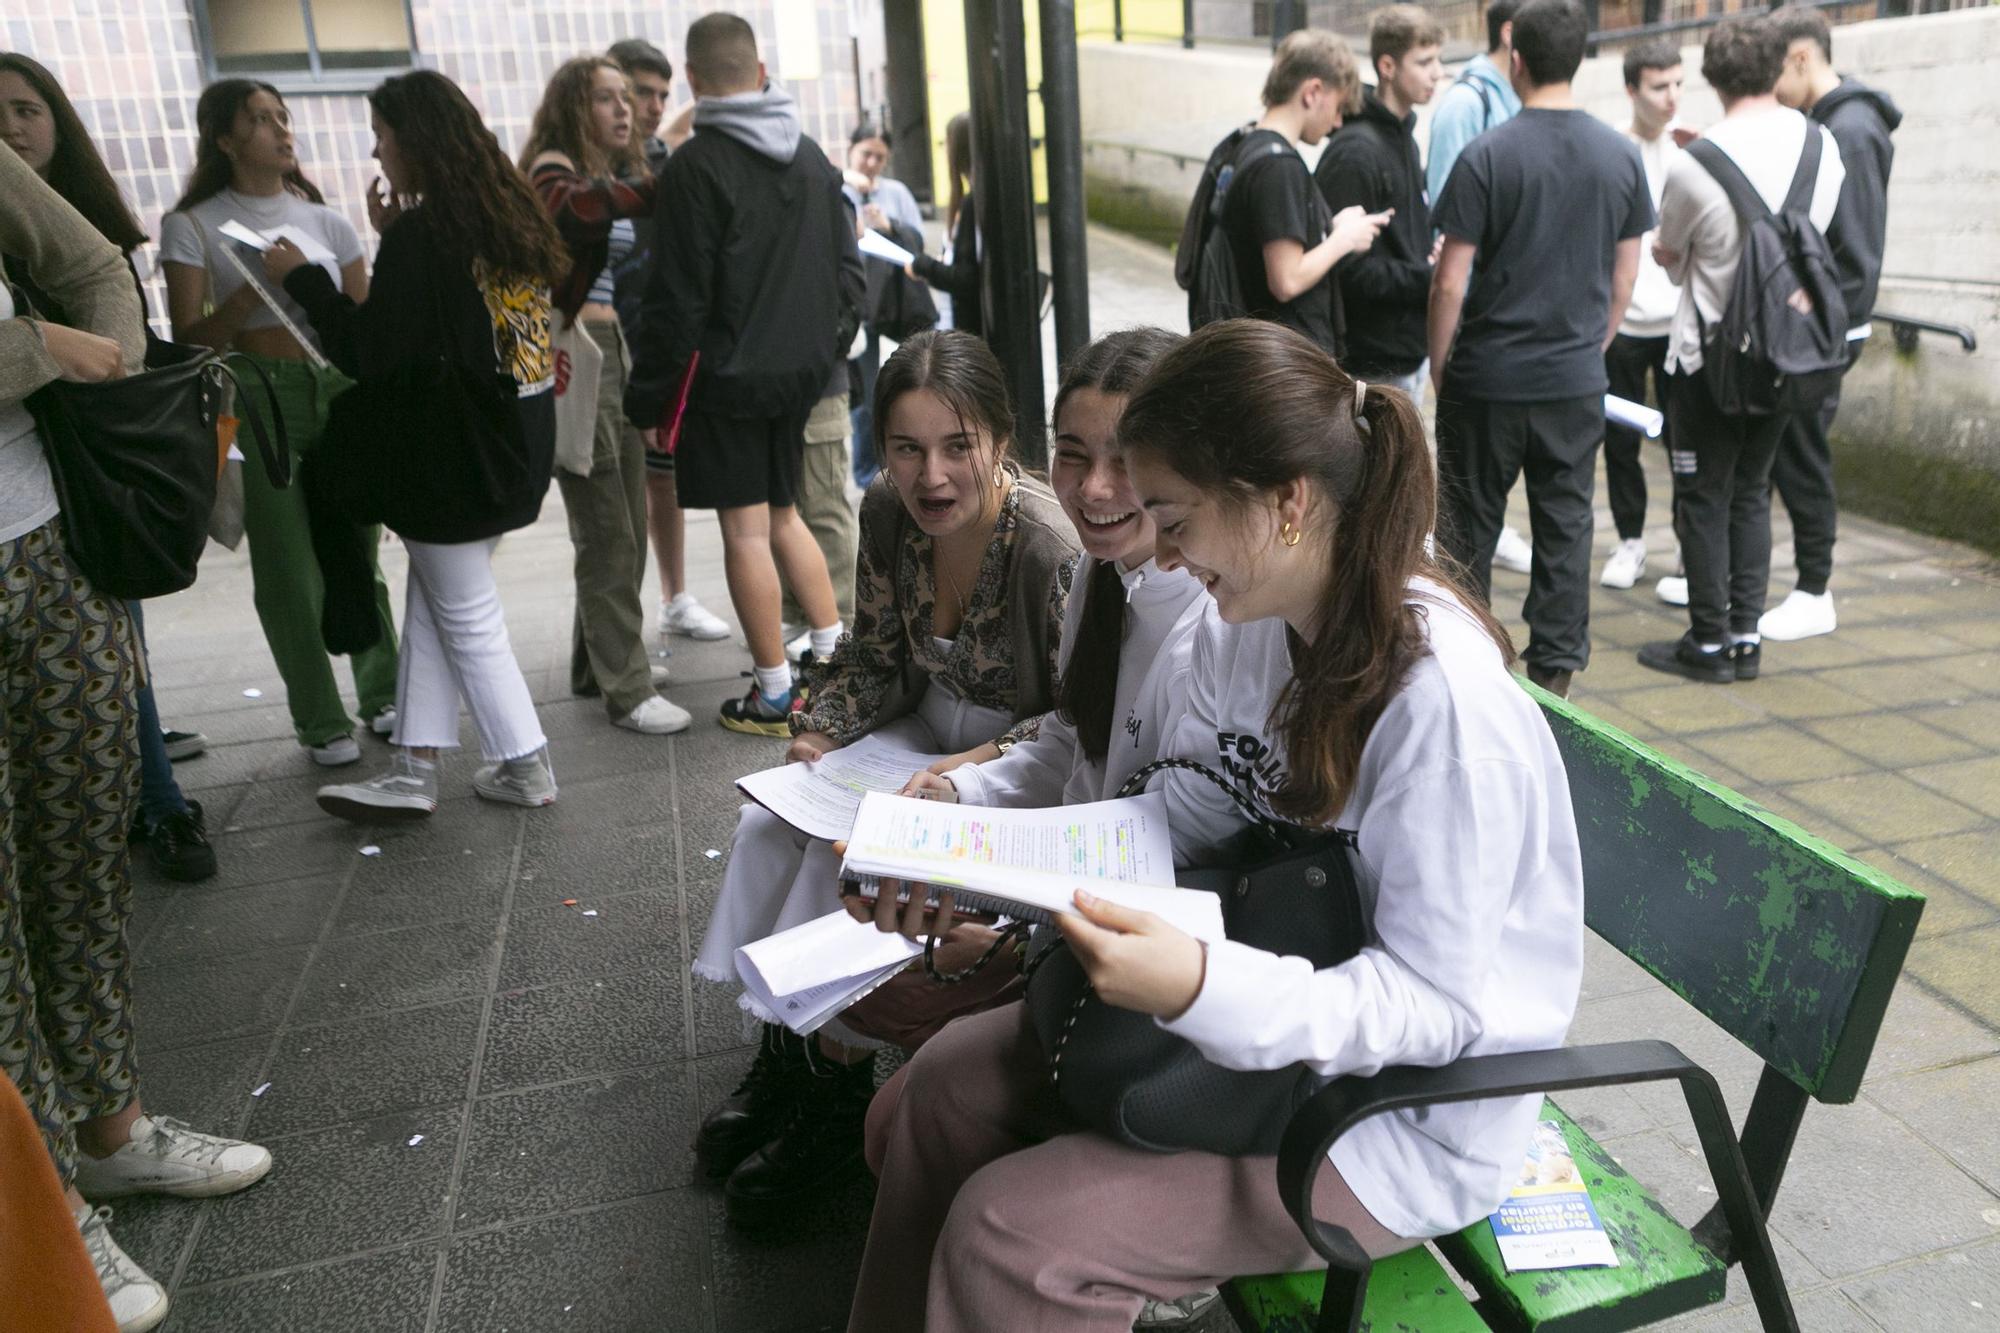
848, 320, 1586, 1333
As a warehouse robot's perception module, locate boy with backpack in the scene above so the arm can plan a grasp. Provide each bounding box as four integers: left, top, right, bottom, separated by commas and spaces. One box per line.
1176, 29, 1386, 354
1637, 14, 1844, 684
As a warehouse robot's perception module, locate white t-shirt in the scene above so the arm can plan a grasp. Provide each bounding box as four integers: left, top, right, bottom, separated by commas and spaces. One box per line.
0, 281, 59, 543
1655, 106, 1844, 374
1619, 125, 1681, 339
157, 188, 363, 349
1157, 587, 1586, 1239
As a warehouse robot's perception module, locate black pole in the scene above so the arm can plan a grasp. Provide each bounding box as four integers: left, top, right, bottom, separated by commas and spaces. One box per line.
1183, 0, 1195, 47
965, 0, 1048, 464
1039, 0, 1091, 369
884, 0, 935, 205
1114, 0, 1125, 40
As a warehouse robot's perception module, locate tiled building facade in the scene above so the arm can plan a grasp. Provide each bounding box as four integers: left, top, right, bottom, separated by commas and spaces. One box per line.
5, 0, 879, 323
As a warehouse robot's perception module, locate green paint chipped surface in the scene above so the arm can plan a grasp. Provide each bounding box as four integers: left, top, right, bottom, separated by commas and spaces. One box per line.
1227, 1245, 1490, 1332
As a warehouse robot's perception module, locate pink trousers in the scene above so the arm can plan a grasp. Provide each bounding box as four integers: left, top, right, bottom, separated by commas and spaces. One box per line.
847, 1001, 1415, 1333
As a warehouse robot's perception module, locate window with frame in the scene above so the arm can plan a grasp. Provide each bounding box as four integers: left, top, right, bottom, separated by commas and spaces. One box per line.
196, 0, 418, 87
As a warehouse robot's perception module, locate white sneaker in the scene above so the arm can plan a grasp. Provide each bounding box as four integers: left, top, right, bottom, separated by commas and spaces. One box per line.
616, 694, 692, 735
307, 734, 361, 767
72, 1115, 273, 1200
75, 1204, 169, 1333
784, 627, 814, 664
1655, 575, 1689, 607
368, 706, 398, 737
1492, 525, 1533, 574
475, 748, 559, 807
661, 593, 731, 641
1599, 537, 1647, 589
650, 662, 672, 687
316, 750, 439, 822
1759, 588, 1837, 641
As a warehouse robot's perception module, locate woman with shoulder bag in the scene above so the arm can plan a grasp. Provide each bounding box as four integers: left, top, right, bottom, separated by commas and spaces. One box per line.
847, 319, 1587, 1333
843, 119, 929, 488
262, 70, 568, 821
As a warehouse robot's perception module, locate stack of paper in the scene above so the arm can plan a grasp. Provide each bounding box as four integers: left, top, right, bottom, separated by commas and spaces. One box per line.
737, 910, 920, 1034
736, 733, 948, 842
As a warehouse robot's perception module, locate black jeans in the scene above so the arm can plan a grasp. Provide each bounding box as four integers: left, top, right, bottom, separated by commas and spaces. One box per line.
1664, 371, 1789, 644
1769, 366, 1849, 596
1436, 392, 1603, 674
1603, 334, 1670, 542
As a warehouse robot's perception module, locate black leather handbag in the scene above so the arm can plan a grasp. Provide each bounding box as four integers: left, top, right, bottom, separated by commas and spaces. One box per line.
1025, 758, 1367, 1155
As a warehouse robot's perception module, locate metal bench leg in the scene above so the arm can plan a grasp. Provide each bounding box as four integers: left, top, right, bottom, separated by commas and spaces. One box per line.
1310, 1225, 1373, 1333
1692, 1067, 1810, 1267
1677, 1070, 1800, 1332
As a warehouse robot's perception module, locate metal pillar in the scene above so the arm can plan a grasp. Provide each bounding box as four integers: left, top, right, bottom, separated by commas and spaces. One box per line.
1039, 0, 1091, 370
884, 0, 935, 205
964, 0, 1047, 464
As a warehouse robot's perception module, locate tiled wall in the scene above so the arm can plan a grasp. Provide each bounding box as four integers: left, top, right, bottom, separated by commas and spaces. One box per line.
5, 0, 871, 328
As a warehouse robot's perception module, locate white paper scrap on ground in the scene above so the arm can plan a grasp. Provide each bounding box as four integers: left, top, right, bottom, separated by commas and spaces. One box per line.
737, 909, 921, 1035
736, 732, 950, 843
1489, 1119, 1619, 1272
857, 227, 918, 268
242, 688, 262, 698
251, 1083, 271, 1097
841, 791, 1223, 942
360, 845, 382, 857
407, 1135, 424, 1147
1605, 393, 1664, 440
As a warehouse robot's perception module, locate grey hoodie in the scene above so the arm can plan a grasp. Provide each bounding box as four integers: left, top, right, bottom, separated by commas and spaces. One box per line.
692, 84, 802, 165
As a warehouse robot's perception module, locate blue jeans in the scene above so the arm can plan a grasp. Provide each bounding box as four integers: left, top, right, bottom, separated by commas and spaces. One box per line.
850, 330, 882, 488
128, 601, 190, 825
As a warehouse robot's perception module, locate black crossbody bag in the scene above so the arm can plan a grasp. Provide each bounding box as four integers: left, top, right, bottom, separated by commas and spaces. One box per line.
1024, 758, 1367, 1155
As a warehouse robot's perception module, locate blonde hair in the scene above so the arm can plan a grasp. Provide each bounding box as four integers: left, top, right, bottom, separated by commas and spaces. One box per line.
1262, 29, 1362, 113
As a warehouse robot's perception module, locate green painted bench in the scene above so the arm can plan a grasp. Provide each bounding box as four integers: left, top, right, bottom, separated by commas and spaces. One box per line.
1223, 685, 1926, 1333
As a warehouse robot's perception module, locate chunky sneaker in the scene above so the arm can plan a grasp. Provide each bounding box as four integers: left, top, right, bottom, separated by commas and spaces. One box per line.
616, 694, 693, 736
1759, 588, 1836, 641
161, 729, 207, 762
1492, 524, 1534, 574
75, 1203, 169, 1333
1638, 633, 1736, 684
316, 750, 440, 821
73, 1115, 273, 1200
1731, 640, 1762, 681
1655, 574, 1689, 607
1136, 1289, 1227, 1330
783, 626, 814, 664
307, 734, 361, 767
368, 706, 398, 738
650, 662, 672, 687
148, 807, 217, 882
1599, 537, 1647, 589
661, 592, 732, 641
474, 749, 559, 808
696, 1024, 810, 1182
723, 1052, 875, 1229
719, 683, 798, 738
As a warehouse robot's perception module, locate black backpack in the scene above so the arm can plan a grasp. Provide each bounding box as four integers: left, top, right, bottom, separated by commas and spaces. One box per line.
1176, 127, 1294, 329
1685, 132, 1849, 417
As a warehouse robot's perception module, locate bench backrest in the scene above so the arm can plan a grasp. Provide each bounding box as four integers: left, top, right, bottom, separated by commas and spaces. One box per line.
1533, 687, 1924, 1104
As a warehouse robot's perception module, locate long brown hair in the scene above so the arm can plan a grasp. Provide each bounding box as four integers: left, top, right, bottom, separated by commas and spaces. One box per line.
174, 79, 324, 212
520, 56, 632, 180
369, 71, 568, 284
1117, 320, 1513, 825
943, 111, 972, 235
1051, 327, 1183, 763
0, 54, 146, 252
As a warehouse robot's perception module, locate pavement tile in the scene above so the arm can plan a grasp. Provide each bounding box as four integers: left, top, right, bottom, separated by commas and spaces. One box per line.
1581, 683, 1763, 736
1868, 1056, 2000, 1197
437, 1192, 709, 1333
95, 1194, 201, 1286
1563, 989, 1768, 1134
1729, 675, 1879, 721
1905, 927, 2000, 1031
453, 1065, 696, 1229
251, 999, 484, 1139
171, 742, 283, 794
138, 874, 339, 963
1803, 713, 1984, 768
1831, 624, 1980, 661
514, 823, 679, 905
515, 767, 680, 840
1661, 1287, 1881, 1331
481, 971, 687, 1094
691, 976, 758, 1057
702, 1179, 877, 1333
168, 1245, 439, 1333
132, 946, 310, 1052
1933, 652, 2000, 695
1579, 931, 1662, 1002
497, 890, 682, 991
199, 819, 359, 891
1777, 771, 1986, 845
330, 848, 515, 936
1756, 633, 1875, 671
1852, 848, 1998, 940
1905, 755, 2000, 820
137, 1034, 273, 1138
355, 794, 526, 860
1565, 693, 1664, 742
151, 702, 301, 749
1842, 1240, 2000, 1328
1818, 662, 1984, 710
289, 919, 499, 1025
186, 1105, 459, 1283
1908, 698, 2000, 748
1737, 790, 1866, 853
1682, 725, 1875, 785
1886, 827, 2000, 905
1934, 617, 2000, 650
1858, 981, 2000, 1085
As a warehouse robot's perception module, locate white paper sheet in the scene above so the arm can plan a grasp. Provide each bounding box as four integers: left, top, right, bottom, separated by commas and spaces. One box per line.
858, 227, 918, 269
1604, 393, 1664, 440
736, 909, 921, 1034
218, 219, 273, 251
736, 733, 949, 842
219, 218, 339, 270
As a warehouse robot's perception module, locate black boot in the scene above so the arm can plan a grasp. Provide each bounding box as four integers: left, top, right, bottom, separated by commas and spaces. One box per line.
695, 1024, 808, 1183
722, 1050, 875, 1230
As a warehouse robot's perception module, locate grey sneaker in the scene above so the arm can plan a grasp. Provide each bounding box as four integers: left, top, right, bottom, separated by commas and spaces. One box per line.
75, 1204, 169, 1333
474, 748, 559, 808
317, 750, 439, 822
1136, 1289, 1224, 1329
73, 1114, 273, 1199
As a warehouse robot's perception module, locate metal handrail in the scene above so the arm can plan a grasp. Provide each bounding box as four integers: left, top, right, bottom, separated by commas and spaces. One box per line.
1873, 310, 1980, 354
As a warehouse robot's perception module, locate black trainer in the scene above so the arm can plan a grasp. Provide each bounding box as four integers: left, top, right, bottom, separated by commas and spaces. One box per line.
722, 1052, 875, 1230
1638, 633, 1736, 684
695, 1024, 809, 1182
148, 802, 217, 882
1731, 640, 1762, 681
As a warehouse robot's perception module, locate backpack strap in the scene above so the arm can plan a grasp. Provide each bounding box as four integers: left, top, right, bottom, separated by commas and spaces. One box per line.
1684, 137, 1774, 227
1779, 124, 1824, 216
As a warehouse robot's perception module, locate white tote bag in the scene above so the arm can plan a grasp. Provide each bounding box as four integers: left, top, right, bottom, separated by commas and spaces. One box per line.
551, 318, 603, 478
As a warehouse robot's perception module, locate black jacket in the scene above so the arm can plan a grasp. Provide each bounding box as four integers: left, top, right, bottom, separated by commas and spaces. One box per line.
624, 126, 863, 425
1314, 92, 1431, 376
1811, 78, 1900, 327
913, 200, 982, 339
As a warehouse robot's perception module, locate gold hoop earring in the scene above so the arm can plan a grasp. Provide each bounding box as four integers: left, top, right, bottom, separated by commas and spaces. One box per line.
1280, 521, 1302, 548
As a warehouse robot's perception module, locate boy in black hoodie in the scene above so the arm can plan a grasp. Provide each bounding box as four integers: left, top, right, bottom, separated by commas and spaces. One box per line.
1314, 4, 1444, 398
625, 14, 864, 735
1762, 5, 1900, 642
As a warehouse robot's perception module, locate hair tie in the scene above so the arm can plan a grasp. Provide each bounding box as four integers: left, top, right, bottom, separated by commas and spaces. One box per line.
1352, 380, 1370, 435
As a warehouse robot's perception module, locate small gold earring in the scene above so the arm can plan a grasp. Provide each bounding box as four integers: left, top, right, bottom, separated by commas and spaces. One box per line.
1280, 521, 1302, 548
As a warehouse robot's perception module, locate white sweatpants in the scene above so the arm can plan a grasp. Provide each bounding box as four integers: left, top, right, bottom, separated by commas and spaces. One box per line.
393, 537, 546, 762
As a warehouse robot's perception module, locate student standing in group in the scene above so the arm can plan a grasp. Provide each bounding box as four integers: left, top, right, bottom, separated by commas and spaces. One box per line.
0, 53, 216, 882
607, 37, 735, 649
1601, 40, 1685, 594
159, 80, 401, 768
845, 119, 926, 489
3, 145, 273, 1333
624, 14, 857, 736
269, 70, 571, 817
1429, 0, 1652, 699
526, 56, 692, 737
1425, 0, 1534, 578
847, 320, 1584, 1332
1763, 5, 1900, 642
1313, 6, 1444, 400
1638, 17, 1843, 685
907, 113, 982, 338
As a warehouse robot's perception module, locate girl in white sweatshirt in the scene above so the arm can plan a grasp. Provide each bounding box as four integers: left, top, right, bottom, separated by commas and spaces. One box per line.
848, 320, 1586, 1333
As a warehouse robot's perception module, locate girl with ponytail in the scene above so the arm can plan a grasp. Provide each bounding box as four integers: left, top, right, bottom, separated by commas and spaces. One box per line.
848, 319, 1587, 1333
